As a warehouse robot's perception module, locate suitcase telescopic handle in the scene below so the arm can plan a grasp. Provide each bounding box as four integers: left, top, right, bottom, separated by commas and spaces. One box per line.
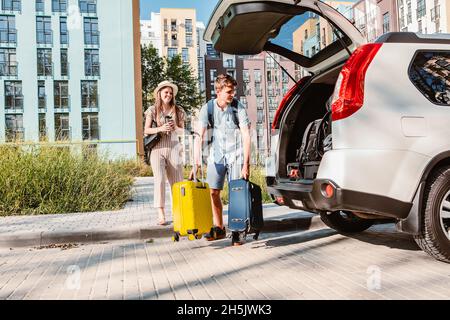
190, 131, 205, 187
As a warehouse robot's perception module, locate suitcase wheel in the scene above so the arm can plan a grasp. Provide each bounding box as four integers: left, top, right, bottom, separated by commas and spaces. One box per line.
231, 232, 246, 246
253, 231, 261, 241
172, 232, 180, 242
188, 234, 196, 241
195, 234, 202, 240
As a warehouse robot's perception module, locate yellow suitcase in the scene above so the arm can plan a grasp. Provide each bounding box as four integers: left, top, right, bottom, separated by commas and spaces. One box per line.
171, 180, 213, 242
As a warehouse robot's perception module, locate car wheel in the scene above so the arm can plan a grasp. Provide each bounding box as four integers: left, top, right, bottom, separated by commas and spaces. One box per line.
320, 211, 374, 233
414, 166, 450, 263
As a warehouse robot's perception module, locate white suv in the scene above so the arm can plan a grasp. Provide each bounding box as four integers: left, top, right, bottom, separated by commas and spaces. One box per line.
206, 0, 450, 262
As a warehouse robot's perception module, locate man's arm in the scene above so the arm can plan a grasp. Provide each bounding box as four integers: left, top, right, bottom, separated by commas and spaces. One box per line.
240, 125, 251, 180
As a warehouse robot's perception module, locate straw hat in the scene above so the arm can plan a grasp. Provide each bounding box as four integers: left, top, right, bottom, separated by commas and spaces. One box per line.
153, 81, 178, 99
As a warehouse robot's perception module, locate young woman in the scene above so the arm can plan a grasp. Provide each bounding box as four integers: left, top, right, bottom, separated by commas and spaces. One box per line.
144, 81, 185, 225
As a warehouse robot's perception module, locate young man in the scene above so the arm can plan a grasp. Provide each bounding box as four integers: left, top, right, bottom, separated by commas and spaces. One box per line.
190, 74, 251, 241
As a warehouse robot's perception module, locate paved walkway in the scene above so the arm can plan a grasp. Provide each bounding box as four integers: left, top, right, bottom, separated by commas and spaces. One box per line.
0, 178, 324, 248
0, 224, 449, 300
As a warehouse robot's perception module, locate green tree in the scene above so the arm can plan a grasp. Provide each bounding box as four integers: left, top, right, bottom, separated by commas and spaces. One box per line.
141, 44, 204, 114
141, 44, 165, 111
165, 54, 204, 114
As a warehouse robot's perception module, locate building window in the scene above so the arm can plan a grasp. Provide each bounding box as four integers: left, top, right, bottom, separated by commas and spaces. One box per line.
382, 12, 390, 34
61, 49, 68, 76
254, 69, 262, 83
37, 48, 52, 76
5, 114, 23, 142
54, 81, 69, 109
185, 19, 192, 33
36, 0, 44, 12
243, 70, 250, 83
167, 47, 177, 59
186, 33, 193, 47
39, 113, 47, 141
171, 19, 177, 32
36, 16, 52, 45
85, 49, 100, 76
0, 15, 16, 44
2, 0, 21, 12
79, 0, 96, 14
4, 81, 23, 111
418, 20, 422, 34
54, 113, 70, 140
181, 48, 189, 64
38, 80, 46, 109
84, 17, 99, 45
82, 113, 99, 140
240, 96, 247, 108
0, 48, 17, 76
60, 17, 68, 45
417, 0, 426, 19
81, 81, 98, 109
171, 33, 178, 47
52, 0, 67, 13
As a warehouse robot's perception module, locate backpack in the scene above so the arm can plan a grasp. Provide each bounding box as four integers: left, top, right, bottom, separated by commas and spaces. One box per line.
206, 98, 240, 145
297, 111, 331, 164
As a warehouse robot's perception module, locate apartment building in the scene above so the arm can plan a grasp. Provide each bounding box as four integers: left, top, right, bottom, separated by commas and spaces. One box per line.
0, 0, 143, 159
140, 12, 161, 54
160, 8, 198, 76
397, 0, 447, 33
242, 53, 295, 160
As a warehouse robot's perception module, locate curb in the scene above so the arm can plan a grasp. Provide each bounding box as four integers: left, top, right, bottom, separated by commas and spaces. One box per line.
0, 216, 327, 248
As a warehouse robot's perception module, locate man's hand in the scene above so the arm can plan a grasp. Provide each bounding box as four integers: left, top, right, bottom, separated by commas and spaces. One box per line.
241, 164, 250, 181
189, 165, 199, 181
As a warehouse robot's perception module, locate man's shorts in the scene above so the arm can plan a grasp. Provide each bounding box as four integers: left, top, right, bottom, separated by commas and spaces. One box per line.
206, 162, 231, 191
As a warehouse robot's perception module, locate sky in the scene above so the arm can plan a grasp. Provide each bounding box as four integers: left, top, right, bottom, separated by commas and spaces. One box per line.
140, 0, 218, 25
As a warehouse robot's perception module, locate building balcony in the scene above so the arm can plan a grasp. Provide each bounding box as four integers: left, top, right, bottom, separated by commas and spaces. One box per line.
0, 28, 17, 46
5, 97, 24, 114
2, 1, 21, 13
54, 95, 71, 112
82, 95, 100, 112
431, 5, 440, 21
84, 31, 100, 47
85, 62, 101, 78
37, 31, 53, 46
55, 127, 72, 142
5, 127, 25, 143
0, 61, 18, 77
37, 63, 54, 78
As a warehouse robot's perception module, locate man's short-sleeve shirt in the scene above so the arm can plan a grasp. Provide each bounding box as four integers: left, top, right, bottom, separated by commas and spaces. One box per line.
198, 99, 250, 166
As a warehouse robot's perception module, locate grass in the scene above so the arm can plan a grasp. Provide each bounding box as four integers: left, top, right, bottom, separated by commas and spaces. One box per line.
0, 144, 273, 216
0, 145, 135, 216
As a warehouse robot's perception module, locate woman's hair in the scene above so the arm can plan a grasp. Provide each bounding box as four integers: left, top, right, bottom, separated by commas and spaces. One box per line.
154, 86, 182, 127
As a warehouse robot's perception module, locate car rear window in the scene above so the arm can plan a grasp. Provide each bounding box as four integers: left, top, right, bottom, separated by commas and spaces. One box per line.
271, 9, 348, 59
409, 51, 450, 106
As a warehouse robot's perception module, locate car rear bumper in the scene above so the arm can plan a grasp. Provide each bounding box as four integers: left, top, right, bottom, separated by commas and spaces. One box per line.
266, 177, 412, 219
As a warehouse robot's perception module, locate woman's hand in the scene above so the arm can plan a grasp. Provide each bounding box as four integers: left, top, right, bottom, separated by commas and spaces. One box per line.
159, 122, 174, 133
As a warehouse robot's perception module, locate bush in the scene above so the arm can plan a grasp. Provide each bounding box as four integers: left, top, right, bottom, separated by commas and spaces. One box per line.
0, 145, 135, 216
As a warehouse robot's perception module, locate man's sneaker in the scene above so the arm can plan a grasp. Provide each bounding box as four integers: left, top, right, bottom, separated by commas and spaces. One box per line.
205, 226, 226, 241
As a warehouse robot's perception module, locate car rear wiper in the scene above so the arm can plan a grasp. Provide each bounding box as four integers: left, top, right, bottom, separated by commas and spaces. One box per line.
314, 1, 352, 57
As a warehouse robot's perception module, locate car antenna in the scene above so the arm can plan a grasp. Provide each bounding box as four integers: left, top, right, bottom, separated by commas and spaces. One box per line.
265, 51, 298, 84
314, 1, 352, 57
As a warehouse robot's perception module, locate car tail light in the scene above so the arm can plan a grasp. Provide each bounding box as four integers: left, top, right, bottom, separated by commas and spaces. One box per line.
271, 76, 311, 131
331, 43, 382, 121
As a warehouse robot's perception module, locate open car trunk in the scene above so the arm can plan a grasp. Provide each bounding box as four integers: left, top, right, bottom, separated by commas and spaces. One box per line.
277, 67, 343, 181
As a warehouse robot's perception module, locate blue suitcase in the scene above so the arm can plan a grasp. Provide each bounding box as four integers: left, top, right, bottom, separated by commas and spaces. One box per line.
228, 179, 264, 245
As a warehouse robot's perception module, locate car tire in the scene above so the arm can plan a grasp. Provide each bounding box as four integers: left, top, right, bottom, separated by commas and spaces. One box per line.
414, 166, 450, 263
320, 211, 374, 233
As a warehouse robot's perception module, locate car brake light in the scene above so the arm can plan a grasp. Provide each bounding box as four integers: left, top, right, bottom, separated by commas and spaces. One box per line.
331, 43, 382, 121
271, 76, 311, 131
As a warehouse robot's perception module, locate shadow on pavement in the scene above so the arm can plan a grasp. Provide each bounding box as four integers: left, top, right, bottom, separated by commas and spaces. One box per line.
343, 224, 421, 251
